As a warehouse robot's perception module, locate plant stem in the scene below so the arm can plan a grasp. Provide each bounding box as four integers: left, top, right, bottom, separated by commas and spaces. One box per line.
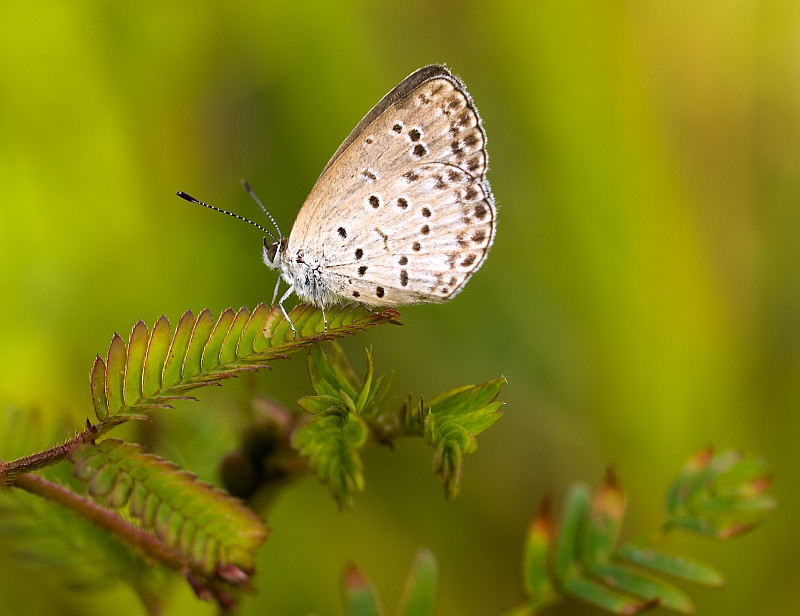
0, 425, 96, 485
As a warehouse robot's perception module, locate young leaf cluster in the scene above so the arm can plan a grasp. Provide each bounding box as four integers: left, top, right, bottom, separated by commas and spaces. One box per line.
291, 342, 505, 509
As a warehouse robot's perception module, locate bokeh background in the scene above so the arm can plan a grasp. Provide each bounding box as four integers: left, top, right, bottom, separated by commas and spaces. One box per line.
1, 1, 798, 614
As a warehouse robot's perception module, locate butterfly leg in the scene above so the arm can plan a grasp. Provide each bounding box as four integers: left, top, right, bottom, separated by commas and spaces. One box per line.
321, 304, 328, 336
278, 285, 297, 338
271, 275, 282, 307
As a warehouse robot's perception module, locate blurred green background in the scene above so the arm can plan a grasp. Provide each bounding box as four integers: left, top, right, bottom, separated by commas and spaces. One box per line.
1, 1, 798, 614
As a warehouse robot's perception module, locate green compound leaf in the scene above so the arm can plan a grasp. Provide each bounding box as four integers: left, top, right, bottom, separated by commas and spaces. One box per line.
90, 304, 400, 427
292, 411, 368, 510
510, 449, 776, 615
665, 447, 776, 539
294, 344, 504, 508
300, 343, 393, 417
69, 439, 267, 580
422, 376, 505, 498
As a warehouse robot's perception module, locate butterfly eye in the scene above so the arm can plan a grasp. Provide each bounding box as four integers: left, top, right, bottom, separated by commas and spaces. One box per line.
265, 240, 280, 264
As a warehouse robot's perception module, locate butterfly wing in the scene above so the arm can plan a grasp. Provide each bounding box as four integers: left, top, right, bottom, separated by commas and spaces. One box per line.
288, 65, 495, 307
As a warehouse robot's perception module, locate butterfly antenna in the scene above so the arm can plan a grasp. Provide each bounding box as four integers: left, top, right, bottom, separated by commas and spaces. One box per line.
176, 191, 278, 241
241, 179, 283, 239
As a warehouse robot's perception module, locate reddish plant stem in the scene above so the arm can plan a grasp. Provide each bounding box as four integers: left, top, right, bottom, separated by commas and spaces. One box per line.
0, 425, 97, 485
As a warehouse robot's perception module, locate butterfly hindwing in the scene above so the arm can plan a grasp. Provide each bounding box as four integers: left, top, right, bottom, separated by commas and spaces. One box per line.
286, 65, 495, 308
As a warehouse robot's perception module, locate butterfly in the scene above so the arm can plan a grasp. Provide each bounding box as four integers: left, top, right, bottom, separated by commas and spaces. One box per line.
179, 64, 495, 336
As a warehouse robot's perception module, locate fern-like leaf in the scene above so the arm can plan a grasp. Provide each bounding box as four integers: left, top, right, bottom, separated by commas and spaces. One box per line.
90, 304, 400, 425
69, 439, 267, 580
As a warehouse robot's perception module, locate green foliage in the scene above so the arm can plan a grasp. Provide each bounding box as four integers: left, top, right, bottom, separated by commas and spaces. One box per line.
342, 562, 382, 616
0, 489, 155, 591
0, 302, 506, 611
292, 408, 369, 510
663, 448, 774, 538
90, 303, 400, 427
69, 439, 266, 576
422, 377, 505, 498
341, 549, 439, 616
508, 448, 776, 615
0, 303, 404, 610
292, 342, 505, 508
396, 548, 439, 616
1, 295, 774, 615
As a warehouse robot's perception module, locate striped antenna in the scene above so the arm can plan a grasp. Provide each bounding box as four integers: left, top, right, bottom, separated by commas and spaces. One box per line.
241, 179, 283, 239
176, 191, 278, 242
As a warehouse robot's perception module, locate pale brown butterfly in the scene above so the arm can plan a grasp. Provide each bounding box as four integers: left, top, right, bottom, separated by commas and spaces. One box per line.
178, 64, 495, 335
